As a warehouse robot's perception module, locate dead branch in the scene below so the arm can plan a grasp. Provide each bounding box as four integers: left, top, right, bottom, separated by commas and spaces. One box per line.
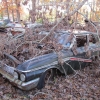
39, 0, 87, 43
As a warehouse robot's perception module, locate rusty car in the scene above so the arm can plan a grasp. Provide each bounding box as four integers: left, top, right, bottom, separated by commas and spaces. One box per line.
0, 30, 99, 90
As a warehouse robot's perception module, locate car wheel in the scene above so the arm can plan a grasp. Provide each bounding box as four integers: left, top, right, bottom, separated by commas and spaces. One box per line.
37, 69, 54, 90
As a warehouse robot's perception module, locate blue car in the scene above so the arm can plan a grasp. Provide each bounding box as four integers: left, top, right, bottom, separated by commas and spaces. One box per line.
0, 30, 99, 90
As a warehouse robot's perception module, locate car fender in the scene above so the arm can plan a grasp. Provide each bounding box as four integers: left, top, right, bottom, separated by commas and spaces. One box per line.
37, 66, 61, 89
43, 65, 62, 74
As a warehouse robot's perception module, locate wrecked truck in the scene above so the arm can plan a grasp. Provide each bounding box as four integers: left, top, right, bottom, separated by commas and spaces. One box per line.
0, 30, 100, 90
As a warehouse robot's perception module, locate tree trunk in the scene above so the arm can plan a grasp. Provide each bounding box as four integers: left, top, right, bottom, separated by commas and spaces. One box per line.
1, 11, 4, 20
11, 0, 15, 21
5, 0, 9, 19
15, 0, 20, 23
12, 10, 15, 21
66, 0, 70, 14
31, 0, 36, 23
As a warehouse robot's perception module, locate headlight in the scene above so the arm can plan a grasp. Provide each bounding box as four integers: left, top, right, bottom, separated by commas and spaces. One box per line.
13, 72, 18, 79
20, 74, 26, 82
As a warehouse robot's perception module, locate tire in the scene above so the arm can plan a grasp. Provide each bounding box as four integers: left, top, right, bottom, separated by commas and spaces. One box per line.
37, 69, 54, 90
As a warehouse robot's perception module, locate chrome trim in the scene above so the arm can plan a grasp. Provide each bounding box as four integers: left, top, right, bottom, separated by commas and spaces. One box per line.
17, 61, 58, 73
0, 67, 39, 90
16, 56, 92, 73
16, 57, 70, 73
18, 78, 39, 90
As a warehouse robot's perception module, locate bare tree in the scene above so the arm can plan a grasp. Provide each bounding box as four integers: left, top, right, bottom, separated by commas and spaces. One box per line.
4, 0, 9, 19
15, 0, 20, 23
30, 0, 36, 22
11, 0, 15, 21
22, 0, 36, 22
40, 0, 88, 43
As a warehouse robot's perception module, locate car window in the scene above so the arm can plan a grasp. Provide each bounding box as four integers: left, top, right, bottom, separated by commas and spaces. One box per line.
76, 35, 87, 47
58, 34, 69, 44
89, 34, 96, 45
58, 33, 74, 49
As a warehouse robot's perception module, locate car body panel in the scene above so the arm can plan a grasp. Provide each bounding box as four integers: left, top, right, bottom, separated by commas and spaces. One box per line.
0, 30, 100, 90
0, 67, 39, 90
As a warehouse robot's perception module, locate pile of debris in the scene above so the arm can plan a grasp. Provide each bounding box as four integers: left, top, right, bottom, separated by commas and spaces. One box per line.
0, 25, 60, 67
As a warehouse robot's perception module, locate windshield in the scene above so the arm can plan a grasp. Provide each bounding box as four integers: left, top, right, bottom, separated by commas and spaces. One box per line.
58, 34, 69, 44
57, 33, 74, 49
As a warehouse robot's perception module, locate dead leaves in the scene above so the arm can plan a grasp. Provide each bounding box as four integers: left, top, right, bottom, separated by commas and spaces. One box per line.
0, 64, 100, 100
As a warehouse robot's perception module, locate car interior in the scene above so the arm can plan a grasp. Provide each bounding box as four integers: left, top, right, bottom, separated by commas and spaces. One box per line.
76, 35, 87, 47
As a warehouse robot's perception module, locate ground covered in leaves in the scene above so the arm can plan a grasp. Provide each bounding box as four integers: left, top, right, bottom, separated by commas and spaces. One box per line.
0, 27, 100, 100
0, 65, 100, 100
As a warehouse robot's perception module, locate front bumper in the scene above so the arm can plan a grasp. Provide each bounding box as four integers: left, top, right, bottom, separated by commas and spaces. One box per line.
0, 68, 39, 90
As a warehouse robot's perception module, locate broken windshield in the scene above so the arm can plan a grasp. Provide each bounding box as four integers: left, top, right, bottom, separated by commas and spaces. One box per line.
57, 33, 74, 49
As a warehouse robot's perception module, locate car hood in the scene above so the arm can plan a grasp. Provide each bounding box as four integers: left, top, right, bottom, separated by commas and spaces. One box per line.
16, 50, 73, 71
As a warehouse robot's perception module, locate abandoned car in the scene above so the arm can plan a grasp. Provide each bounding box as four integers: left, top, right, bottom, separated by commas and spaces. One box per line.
0, 30, 100, 90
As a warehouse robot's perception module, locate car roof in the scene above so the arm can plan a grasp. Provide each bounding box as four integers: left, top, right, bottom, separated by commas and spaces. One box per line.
73, 30, 94, 35
56, 30, 95, 35
38, 30, 97, 37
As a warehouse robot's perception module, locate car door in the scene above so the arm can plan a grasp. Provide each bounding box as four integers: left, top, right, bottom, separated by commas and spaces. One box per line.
61, 34, 87, 74
71, 34, 92, 70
